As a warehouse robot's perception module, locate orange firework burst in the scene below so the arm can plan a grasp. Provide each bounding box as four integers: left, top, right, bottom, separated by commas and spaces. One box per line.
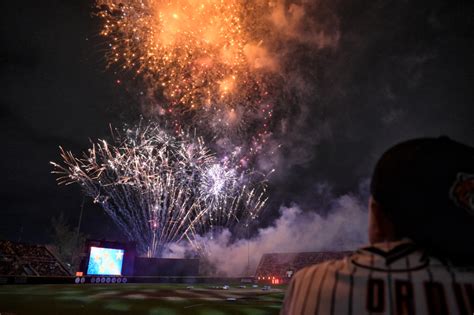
96, 0, 276, 118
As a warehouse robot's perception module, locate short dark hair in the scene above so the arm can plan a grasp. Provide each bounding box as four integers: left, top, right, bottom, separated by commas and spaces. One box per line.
370, 136, 474, 264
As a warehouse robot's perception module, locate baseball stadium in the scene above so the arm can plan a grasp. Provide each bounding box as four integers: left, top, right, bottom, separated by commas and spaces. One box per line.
0, 240, 349, 314
1, 0, 473, 314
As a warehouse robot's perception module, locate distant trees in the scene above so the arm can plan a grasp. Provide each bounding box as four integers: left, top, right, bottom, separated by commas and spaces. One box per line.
50, 212, 86, 272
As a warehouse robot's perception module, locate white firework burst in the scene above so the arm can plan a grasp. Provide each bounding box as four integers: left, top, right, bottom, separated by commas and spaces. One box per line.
51, 121, 267, 257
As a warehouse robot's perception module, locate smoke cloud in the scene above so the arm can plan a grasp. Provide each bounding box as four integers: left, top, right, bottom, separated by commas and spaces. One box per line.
269, 0, 340, 49
164, 188, 368, 276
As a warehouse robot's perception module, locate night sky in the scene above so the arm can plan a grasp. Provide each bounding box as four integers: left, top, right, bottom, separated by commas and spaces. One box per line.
1, 0, 473, 244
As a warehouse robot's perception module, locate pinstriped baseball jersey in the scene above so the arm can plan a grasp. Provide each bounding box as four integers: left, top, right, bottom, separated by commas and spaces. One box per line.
281, 239, 474, 315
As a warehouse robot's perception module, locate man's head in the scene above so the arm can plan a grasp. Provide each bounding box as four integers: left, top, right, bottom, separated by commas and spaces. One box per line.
369, 136, 474, 263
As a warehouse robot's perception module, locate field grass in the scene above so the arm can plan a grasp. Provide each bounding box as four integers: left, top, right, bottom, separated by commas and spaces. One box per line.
0, 283, 286, 315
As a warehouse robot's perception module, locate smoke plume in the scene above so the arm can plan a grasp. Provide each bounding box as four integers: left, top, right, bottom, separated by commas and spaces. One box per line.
164, 188, 368, 276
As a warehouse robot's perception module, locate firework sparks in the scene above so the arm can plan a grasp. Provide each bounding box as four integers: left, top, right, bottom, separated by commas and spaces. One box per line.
51, 121, 267, 257
95, 0, 277, 141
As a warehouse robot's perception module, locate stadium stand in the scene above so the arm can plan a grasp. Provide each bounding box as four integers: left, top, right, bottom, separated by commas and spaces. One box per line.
255, 251, 351, 283
0, 240, 71, 276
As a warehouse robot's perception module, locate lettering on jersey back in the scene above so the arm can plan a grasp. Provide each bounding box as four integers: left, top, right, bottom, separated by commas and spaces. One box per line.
453, 283, 467, 314
365, 279, 474, 314
366, 278, 385, 312
394, 280, 415, 315
453, 283, 474, 314
424, 282, 448, 315
466, 284, 474, 312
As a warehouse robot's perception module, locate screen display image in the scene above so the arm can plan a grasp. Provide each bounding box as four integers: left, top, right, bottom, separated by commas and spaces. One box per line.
86, 246, 125, 276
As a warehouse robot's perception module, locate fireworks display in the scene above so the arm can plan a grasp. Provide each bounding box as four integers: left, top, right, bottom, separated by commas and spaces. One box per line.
95, 0, 279, 143
51, 122, 267, 257
51, 1, 285, 256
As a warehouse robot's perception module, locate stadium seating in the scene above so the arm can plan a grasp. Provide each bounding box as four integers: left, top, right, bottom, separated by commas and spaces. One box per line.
255, 251, 351, 281
0, 240, 71, 276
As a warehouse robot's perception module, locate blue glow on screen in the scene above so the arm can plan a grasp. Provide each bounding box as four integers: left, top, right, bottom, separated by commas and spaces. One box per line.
87, 246, 124, 276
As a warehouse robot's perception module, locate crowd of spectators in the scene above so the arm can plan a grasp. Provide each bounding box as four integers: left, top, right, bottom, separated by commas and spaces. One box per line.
255, 251, 351, 279
0, 240, 71, 276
